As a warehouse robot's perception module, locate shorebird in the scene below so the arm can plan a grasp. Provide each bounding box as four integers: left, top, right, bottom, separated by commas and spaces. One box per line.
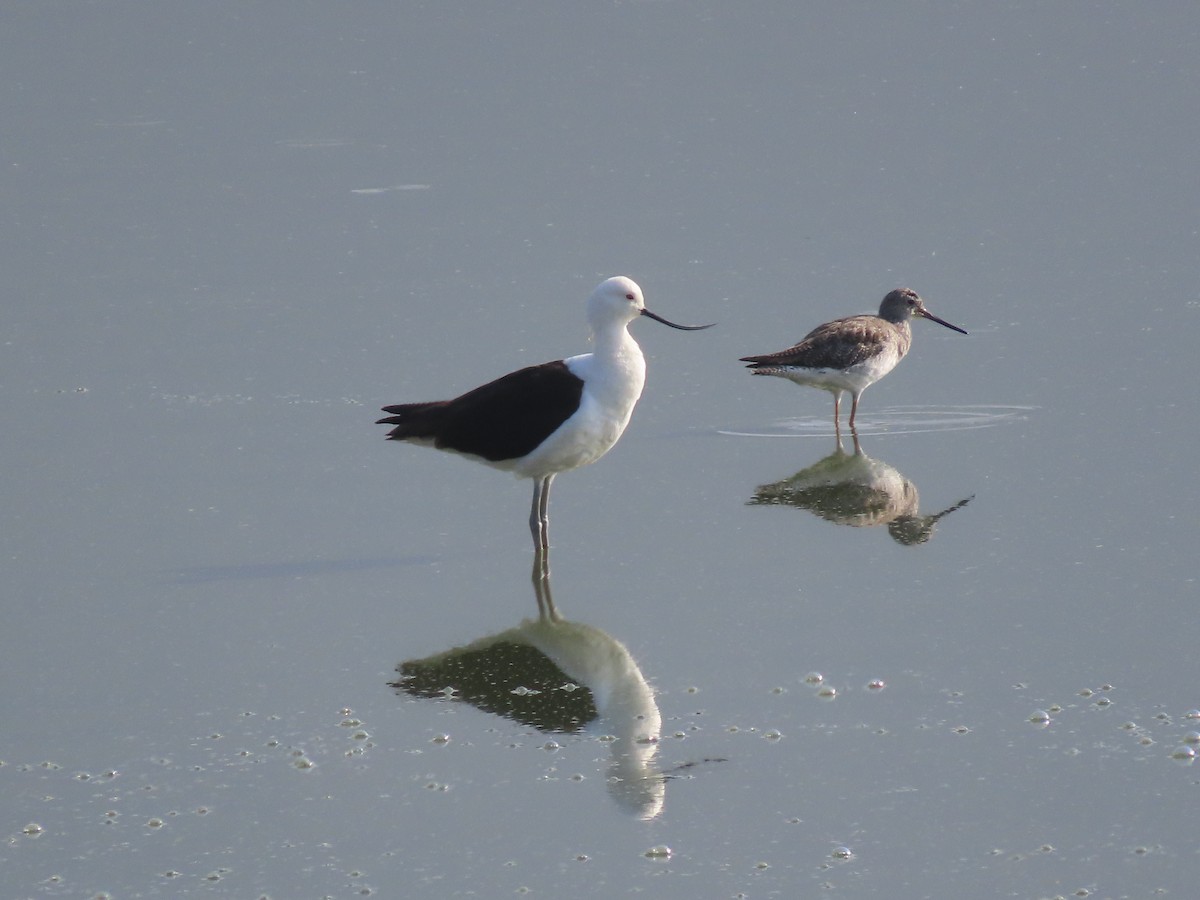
740, 288, 966, 432
377, 276, 713, 565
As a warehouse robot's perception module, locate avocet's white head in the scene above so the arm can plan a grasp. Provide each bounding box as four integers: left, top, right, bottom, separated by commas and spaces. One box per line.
586, 276, 715, 335
587, 276, 646, 332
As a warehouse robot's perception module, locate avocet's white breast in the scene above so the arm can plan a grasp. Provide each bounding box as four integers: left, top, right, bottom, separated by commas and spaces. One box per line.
510, 279, 650, 480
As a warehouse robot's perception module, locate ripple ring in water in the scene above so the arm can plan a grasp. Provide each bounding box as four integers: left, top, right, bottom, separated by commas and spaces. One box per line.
720, 404, 1035, 438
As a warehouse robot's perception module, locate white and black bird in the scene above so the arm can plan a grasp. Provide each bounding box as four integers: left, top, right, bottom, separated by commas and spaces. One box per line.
378, 276, 713, 561
741, 288, 967, 432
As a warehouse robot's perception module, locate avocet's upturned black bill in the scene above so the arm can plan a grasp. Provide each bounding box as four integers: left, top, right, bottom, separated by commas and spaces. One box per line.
740, 288, 966, 433
378, 276, 714, 567
639, 308, 713, 330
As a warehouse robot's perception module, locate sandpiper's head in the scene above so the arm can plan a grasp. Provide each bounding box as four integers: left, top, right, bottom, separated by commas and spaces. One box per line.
587, 276, 715, 333
879, 288, 967, 335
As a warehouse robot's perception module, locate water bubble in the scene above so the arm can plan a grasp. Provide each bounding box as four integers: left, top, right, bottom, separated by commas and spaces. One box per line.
867, 679, 886, 691
1170, 745, 1195, 762
431, 734, 450, 745
1184, 731, 1200, 745
817, 685, 837, 701
804, 671, 824, 685
644, 845, 673, 860
831, 846, 854, 860
1029, 709, 1052, 726
22, 823, 43, 836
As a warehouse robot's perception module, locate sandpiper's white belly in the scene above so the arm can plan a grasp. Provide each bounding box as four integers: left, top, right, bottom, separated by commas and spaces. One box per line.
775, 344, 902, 395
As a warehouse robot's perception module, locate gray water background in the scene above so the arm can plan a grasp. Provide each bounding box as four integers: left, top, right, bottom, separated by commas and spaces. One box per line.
2, 3, 1197, 898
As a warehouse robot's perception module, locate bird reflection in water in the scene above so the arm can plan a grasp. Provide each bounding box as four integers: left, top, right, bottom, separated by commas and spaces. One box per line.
392, 545, 666, 819
749, 432, 973, 545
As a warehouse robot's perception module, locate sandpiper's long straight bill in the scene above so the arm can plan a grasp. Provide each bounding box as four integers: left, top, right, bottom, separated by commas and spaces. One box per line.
914, 307, 968, 335
640, 308, 715, 331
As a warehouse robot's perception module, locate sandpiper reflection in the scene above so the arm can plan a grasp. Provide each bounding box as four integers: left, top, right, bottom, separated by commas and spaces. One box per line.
749, 433, 973, 545
392, 548, 665, 819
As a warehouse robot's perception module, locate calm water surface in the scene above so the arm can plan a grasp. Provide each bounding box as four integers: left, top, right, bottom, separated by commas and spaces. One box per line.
3, 3, 1197, 898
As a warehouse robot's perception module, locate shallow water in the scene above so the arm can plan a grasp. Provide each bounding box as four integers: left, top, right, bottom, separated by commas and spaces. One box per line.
3, 3, 1198, 898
